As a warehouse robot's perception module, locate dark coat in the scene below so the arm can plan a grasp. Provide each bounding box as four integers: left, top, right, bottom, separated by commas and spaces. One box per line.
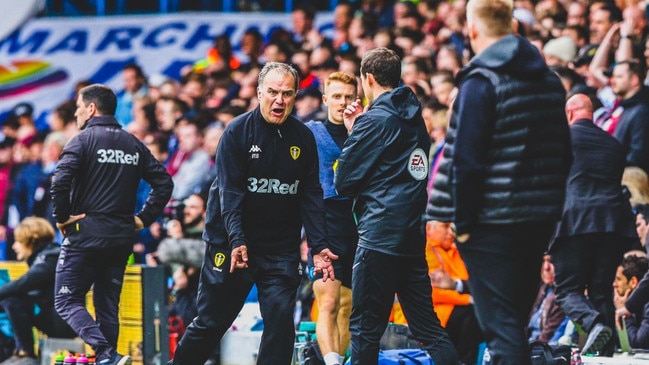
51, 116, 173, 248
0, 243, 60, 309
555, 119, 637, 239
335, 87, 431, 256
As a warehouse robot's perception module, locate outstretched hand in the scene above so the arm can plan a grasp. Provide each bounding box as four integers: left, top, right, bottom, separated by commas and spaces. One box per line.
313, 248, 339, 282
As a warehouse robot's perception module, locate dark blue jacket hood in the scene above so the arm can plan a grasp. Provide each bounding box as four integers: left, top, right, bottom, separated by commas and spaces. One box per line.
458, 35, 548, 83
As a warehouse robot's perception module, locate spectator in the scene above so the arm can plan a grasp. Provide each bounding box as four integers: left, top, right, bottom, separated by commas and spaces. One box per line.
168, 119, 210, 201
623, 166, 649, 207
425, 220, 482, 364
528, 254, 567, 344
0, 217, 76, 364
294, 86, 326, 122
590, 4, 623, 44
10, 103, 37, 143
599, 60, 649, 174
614, 254, 649, 349
543, 36, 578, 67
115, 63, 148, 127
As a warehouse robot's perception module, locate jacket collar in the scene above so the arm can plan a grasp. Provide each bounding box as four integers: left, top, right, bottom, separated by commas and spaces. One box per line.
85, 115, 121, 129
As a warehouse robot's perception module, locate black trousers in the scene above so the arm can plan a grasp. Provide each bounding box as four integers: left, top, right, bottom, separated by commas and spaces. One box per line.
350, 247, 458, 365
171, 244, 301, 365
457, 222, 555, 365
0, 296, 76, 356
54, 240, 132, 362
550, 233, 628, 332
446, 305, 483, 365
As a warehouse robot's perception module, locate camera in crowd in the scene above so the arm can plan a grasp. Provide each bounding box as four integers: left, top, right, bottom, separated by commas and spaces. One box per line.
161, 199, 185, 237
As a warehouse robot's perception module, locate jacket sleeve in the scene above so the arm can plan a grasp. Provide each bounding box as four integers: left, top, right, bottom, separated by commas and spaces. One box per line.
432, 288, 471, 306
0, 254, 56, 301
626, 271, 649, 313
451, 75, 496, 235
625, 302, 649, 348
216, 126, 248, 249
51, 135, 84, 224
300, 132, 328, 254
334, 114, 384, 196
137, 146, 174, 227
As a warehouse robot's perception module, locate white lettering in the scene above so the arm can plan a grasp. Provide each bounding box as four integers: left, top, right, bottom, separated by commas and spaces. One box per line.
96, 149, 139, 165
269, 179, 280, 193
247, 178, 300, 195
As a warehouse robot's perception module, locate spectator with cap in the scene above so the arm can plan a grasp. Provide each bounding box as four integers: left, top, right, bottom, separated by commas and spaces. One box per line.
295, 86, 326, 122
543, 36, 578, 67
11, 102, 37, 143
571, 44, 599, 79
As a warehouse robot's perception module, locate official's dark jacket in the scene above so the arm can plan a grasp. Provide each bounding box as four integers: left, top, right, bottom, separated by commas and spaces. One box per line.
51, 116, 173, 248
203, 107, 328, 255
426, 35, 572, 235
335, 86, 430, 256
555, 119, 637, 239
0, 243, 60, 309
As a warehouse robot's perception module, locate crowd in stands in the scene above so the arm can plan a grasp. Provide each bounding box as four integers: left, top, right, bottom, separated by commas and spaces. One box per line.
5, 0, 649, 361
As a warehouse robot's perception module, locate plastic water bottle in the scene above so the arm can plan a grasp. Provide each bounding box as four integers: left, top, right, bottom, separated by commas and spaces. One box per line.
77, 354, 89, 365
482, 347, 492, 365
54, 352, 65, 365
63, 353, 77, 365
570, 350, 582, 365
294, 300, 303, 327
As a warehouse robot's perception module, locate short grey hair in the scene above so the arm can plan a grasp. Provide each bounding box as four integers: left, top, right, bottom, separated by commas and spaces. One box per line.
258, 62, 299, 91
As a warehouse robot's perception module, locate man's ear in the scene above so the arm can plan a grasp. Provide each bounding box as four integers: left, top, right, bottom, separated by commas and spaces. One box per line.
631, 276, 640, 289
365, 73, 375, 88
88, 102, 97, 118
468, 22, 478, 43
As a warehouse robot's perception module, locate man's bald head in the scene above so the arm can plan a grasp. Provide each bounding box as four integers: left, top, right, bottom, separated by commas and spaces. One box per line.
565, 93, 593, 124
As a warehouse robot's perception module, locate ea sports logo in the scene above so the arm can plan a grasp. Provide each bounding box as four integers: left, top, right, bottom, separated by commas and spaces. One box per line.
408, 148, 428, 180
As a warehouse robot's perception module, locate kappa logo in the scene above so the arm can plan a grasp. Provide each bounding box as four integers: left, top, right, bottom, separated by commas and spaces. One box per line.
58, 286, 72, 295
408, 148, 429, 181
290, 146, 301, 160
213, 252, 226, 272
249, 145, 262, 159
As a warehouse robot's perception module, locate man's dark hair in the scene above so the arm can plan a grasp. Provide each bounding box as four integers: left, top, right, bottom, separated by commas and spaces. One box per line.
79, 84, 117, 116
633, 203, 649, 224
123, 62, 146, 79
618, 59, 647, 82
600, 4, 623, 23
621, 255, 649, 281
360, 47, 401, 89
293, 5, 316, 20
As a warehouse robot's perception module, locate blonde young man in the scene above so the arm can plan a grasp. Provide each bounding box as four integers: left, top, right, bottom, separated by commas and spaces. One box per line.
305, 72, 358, 365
